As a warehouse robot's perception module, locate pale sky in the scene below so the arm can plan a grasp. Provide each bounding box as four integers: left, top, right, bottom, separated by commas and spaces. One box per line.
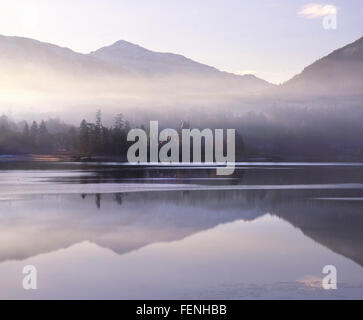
0, 0, 362, 83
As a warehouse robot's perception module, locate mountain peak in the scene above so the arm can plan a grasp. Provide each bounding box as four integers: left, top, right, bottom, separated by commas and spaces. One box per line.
107, 39, 147, 51
89, 39, 220, 76
90, 39, 152, 59
88, 39, 273, 91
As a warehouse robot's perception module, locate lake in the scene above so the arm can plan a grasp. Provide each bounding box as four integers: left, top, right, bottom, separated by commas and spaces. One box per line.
0, 161, 363, 299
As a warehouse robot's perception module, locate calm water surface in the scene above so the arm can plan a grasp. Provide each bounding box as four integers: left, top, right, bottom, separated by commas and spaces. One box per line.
0, 162, 363, 299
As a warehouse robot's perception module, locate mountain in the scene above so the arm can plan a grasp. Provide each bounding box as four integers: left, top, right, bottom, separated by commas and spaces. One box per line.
89, 40, 272, 88
0, 35, 128, 80
0, 35, 277, 121
282, 36, 363, 97
1, 34, 363, 122
0, 35, 273, 96
89, 39, 274, 97
90, 40, 220, 76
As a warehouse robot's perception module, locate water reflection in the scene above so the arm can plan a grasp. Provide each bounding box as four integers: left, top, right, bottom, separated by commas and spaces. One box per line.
0, 163, 363, 299
0, 187, 362, 268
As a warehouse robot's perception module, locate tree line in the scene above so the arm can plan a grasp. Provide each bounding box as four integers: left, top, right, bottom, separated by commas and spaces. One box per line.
0, 110, 246, 160
0, 111, 131, 156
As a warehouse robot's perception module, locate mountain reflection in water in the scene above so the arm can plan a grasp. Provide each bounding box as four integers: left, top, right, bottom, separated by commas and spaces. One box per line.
0, 162, 362, 299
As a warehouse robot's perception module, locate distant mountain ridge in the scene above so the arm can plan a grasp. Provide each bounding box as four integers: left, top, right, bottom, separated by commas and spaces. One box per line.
0, 34, 363, 116
0, 34, 273, 95
0, 35, 128, 78
282, 36, 363, 96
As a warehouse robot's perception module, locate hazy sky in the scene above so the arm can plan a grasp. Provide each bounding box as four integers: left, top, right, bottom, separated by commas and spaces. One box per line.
0, 0, 362, 83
